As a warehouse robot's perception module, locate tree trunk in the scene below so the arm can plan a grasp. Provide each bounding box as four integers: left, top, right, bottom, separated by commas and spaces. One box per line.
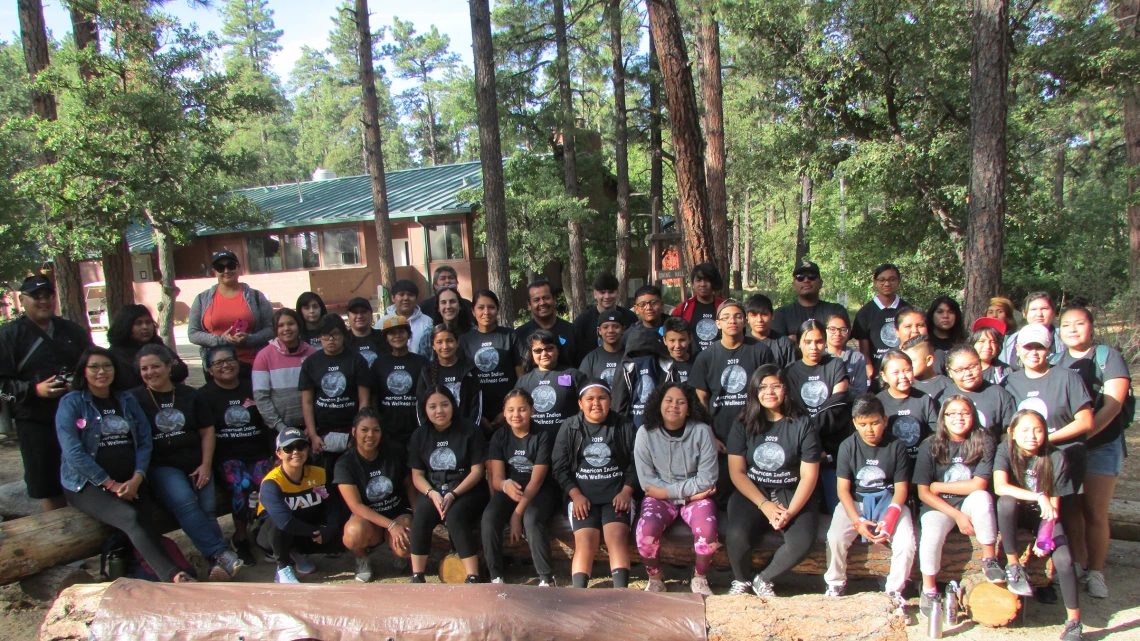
101, 237, 135, 314
469, 0, 514, 325
1115, 0, 1140, 293
1053, 144, 1065, 208
767, 203, 776, 230
51, 254, 88, 330
731, 206, 741, 291
553, 0, 586, 316
147, 216, 178, 351
649, 30, 663, 250
742, 192, 751, 288
964, 0, 1009, 323
697, 4, 729, 292
355, 0, 398, 297
795, 170, 813, 263
647, 0, 714, 271
610, 0, 632, 306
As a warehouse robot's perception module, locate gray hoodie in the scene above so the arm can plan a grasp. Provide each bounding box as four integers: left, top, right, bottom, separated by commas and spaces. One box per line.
187, 282, 274, 363
633, 419, 718, 505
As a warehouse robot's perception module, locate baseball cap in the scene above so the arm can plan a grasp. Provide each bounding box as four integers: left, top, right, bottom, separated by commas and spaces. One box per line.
793, 260, 821, 277
211, 250, 238, 266
971, 317, 1007, 336
276, 428, 308, 450
597, 310, 624, 328
18, 275, 54, 294
379, 314, 411, 334
347, 297, 373, 312
1016, 323, 1052, 349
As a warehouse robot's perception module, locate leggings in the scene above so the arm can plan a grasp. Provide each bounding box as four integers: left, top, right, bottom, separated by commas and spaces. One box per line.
65, 484, 181, 582
255, 515, 325, 569
219, 458, 273, 523
996, 495, 1079, 610
410, 484, 490, 558
919, 490, 997, 576
636, 496, 718, 577
480, 483, 560, 578
726, 491, 818, 583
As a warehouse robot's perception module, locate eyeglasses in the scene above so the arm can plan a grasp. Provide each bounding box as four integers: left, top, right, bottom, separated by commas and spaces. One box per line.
825, 327, 849, 334
944, 412, 973, 420
85, 364, 114, 373
25, 291, 54, 301
635, 300, 663, 309
718, 314, 745, 322
794, 274, 819, 282
531, 346, 557, 355
282, 442, 309, 454
948, 362, 982, 375
210, 357, 238, 368
875, 276, 900, 284
214, 262, 239, 273
758, 384, 786, 393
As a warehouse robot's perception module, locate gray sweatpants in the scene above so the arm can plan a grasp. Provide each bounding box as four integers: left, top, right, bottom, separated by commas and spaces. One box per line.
918, 490, 996, 576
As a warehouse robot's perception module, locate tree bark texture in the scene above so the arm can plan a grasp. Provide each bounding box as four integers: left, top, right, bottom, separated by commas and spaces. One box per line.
1053, 144, 1065, 208
355, 0, 398, 296
698, 5, 729, 292
610, 0, 632, 305
469, 0, 514, 324
649, 31, 664, 250
148, 217, 179, 350
1115, 0, 1140, 290
731, 207, 741, 291
742, 193, 751, 288
796, 170, 813, 263
553, 0, 586, 316
647, 0, 714, 271
101, 237, 135, 314
964, 0, 1009, 323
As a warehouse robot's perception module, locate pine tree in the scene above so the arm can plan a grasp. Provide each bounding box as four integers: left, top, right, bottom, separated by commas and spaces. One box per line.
383, 18, 459, 166
220, 0, 282, 75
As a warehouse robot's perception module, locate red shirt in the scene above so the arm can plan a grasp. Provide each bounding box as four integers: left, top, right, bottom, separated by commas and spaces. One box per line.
204, 289, 256, 363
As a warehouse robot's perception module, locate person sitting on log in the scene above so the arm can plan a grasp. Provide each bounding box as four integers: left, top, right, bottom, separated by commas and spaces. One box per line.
56, 346, 194, 583
726, 365, 820, 598
407, 385, 489, 584
994, 409, 1084, 641
254, 428, 341, 584
334, 408, 414, 583
824, 394, 914, 610
914, 394, 1004, 622
634, 382, 718, 596
480, 389, 560, 586
553, 380, 638, 589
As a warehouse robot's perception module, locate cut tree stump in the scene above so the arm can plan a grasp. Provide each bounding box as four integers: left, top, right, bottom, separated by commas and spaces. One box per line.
38, 583, 105, 641
19, 565, 94, 601
962, 574, 1022, 628
706, 591, 906, 641
439, 553, 469, 584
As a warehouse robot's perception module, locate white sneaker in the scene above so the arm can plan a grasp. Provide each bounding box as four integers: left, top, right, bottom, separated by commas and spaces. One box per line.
1076, 563, 1088, 584
1086, 570, 1108, 599
824, 584, 845, 598
491, 577, 504, 584
275, 566, 300, 584
537, 577, 556, 587
645, 577, 666, 593
690, 576, 712, 597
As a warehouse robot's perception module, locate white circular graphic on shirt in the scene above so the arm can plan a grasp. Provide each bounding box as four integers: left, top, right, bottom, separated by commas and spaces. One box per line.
601, 367, 615, 387
637, 373, 656, 403
695, 318, 719, 342
474, 347, 499, 373
856, 465, 887, 487
1017, 397, 1050, 421
892, 416, 922, 446
531, 385, 557, 413
359, 350, 378, 366
1026, 471, 1039, 493
445, 382, 463, 406
976, 409, 990, 428
800, 380, 830, 408
155, 409, 186, 434
721, 365, 748, 394
101, 414, 131, 436
320, 371, 347, 398
584, 442, 612, 467
429, 447, 457, 471
365, 475, 394, 502
753, 442, 785, 472
880, 322, 900, 348
387, 370, 413, 395
944, 463, 973, 483
224, 405, 250, 428
507, 455, 534, 474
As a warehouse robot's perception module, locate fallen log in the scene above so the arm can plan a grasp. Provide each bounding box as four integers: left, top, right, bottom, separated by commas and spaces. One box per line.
706, 592, 906, 641
39, 583, 105, 641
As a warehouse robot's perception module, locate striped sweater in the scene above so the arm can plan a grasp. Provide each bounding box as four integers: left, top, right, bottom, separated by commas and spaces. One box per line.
253, 338, 317, 433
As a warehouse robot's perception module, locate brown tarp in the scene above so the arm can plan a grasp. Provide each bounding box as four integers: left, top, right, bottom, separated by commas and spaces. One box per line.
88, 579, 708, 641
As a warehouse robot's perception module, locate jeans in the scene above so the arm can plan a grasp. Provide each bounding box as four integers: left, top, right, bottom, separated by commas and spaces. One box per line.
149, 465, 227, 560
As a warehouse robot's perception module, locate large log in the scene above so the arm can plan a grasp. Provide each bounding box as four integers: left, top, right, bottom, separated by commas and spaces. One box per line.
706, 592, 906, 641
39, 582, 105, 641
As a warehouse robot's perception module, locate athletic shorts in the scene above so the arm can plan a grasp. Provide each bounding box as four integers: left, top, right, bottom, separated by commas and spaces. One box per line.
568, 500, 635, 532
1085, 436, 1123, 477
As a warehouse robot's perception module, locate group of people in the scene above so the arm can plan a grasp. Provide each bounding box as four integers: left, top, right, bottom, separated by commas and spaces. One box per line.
0, 252, 1131, 641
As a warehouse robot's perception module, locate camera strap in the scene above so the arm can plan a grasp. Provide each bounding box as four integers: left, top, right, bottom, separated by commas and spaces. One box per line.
16, 316, 59, 375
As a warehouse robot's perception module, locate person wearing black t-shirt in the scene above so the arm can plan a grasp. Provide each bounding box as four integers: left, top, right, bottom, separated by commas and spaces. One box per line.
295, 292, 328, 349
334, 409, 415, 583
346, 297, 388, 367
408, 385, 489, 584
927, 296, 966, 353
461, 290, 523, 423
945, 344, 1016, 437
200, 345, 272, 566
851, 264, 909, 382
770, 261, 849, 343
745, 294, 797, 369
515, 280, 578, 368
515, 329, 587, 437
572, 273, 638, 364
481, 389, 559, 586
371, 315, 428, 447
903, 336, 953, 405
415, 324, 483, 428
876, 350, 939, 463
578, 310, 626, 387
671, 263, 726, 353
552, 381, 638, 589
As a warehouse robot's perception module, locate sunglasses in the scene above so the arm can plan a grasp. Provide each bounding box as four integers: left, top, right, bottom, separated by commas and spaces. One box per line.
794, 273, 819, 282
531, 346, 557, 355
214, 262, 239, 273
281, 442, 309, 454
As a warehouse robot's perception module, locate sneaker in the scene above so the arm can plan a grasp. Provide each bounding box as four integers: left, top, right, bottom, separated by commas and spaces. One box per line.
410, 572, 426, 584
982, 557, 1006, 584
887, 591, 907, 611
209, 550, 243, 582
233, 539, 257, 566
290, 552, 316, 575
1086, 570, 1108, 599
275, 566, 300, 584
751, 575, 776, 598
354, 556, 372, 583
919, 591, 938, 620
690, 576, 712, 597
1036, 584, 1059, 604
1060, 619, 1083, 641
491, 577, 504, 584
824, 584, 845, 598
1006, 563, 1034, 597
537, 576, 556, 587
1076, 563, 1088, 584
728, 580, 753, 596
464, 574, 482, 584
645, 577, 666, 593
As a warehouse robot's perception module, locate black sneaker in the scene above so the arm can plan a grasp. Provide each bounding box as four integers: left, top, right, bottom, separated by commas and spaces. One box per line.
465, 574, 482, 584
1036, 584, 1058, 604
1006, 564, 1034, 597
410, 572, 426, 584
233, 539, 257, 566
1060, 619, 1083, 641
981, 557, 1004, 583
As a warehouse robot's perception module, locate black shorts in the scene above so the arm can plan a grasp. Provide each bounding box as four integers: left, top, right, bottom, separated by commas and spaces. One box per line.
16, 420, 63, 499
567, 500, 635, 532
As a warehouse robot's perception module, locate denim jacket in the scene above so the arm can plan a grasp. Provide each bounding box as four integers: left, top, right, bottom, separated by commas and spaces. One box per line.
55, 389, 153, 492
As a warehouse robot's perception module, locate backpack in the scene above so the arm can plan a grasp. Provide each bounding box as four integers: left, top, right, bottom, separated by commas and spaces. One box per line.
1049, 345, 1135, 432
133, 535, 196, 582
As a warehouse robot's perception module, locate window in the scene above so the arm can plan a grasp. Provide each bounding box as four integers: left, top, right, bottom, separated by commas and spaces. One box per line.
321, 228, 362, 267
393, 239, 411, 267
246, 235, 283, 272
283, 231, 321, 270
427, 222, 464, 261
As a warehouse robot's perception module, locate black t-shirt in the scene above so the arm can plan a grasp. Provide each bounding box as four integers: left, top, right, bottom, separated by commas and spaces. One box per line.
836, 433, 912, 495
785, 357, 848, 417
572, 306, 637, 363
92, 395, 135, 483
333, 444, 411, 519
516, 318, 577, 369
690, 341, 775, 442
753, 334, 798, 369
952, 381, 1017, 436
690, 301, 720, 353
515, 367, 587, 437
994, 444, 1073, 499
913, 437, 994, 514
876, 389, 939, 460
199, 379, 269, 463
460, 327, 521, 420
370, 351, 428, 446
727, 416, 821, 506
913, 375, 953, 405
407, 421, 487, 492
349, 330, 388, 368
298, 350, 372, 435
574, 419, 626, 504
579, 346, 623, 387
771, 301, 849, 338
488, 426, 552, 488
1055, 346, 1131, 448
130, 384, 214, 473
1003, 367, 1092, 438
852, 297, 910, 365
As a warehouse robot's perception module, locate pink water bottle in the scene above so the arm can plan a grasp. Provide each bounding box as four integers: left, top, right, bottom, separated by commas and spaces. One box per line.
1036, 519, 1056, 553
879, 504, 902, 539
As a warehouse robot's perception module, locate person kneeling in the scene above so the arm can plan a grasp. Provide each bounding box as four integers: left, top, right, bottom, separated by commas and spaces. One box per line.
553, 380, 638, 589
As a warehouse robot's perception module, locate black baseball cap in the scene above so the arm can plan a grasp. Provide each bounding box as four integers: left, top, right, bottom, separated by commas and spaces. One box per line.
211, 250, 238, 266
19, 275, 54, 295
276, 428, 308, 450
597, 310, 624, 328
347, 297, 372, 312
793, 260, 821, 277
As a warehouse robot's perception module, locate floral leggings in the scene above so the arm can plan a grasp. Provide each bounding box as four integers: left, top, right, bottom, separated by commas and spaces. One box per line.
635, 496, 719, 576
219, 459, 273, 523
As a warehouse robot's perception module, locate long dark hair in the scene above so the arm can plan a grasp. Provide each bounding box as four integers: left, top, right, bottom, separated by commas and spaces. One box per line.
927, 296, 966, 344
930, 395, 990, 466
491, 388, 534, 431
740, 364, 802, 437
642, 382, 712, 431
437, 286, 474, 335
428, 324, 461, 385
1006, 409, 1056, 497
472, 289, 501, 330
523, 329, 560, 373
350, 407, 384, 451
72, 346, 122, 393
295, 292, 327, 325
419, 384, 460, 428
272, 308, 304, 341
107, 304, 156, 348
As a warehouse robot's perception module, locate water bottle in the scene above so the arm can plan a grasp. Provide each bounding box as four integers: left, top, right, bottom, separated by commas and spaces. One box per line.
944, 581, 959, 627
248, 490, 260, 512
928, 594, 944, 638
1036, 519, 1057, 553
